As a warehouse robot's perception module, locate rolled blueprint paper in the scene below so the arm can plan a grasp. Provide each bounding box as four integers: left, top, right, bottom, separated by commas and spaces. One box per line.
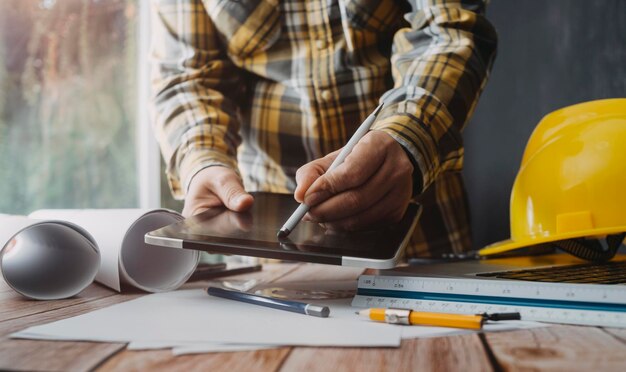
28, 209, 200, 292
0, 215, 100, 300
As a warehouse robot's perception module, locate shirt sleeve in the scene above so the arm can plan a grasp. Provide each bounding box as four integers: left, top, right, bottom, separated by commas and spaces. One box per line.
150, 0, 242, 199
370, 0, 498, 194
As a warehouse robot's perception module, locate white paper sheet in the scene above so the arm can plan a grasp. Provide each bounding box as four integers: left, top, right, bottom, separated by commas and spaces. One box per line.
123, 318, 546, 356
12, 289, 402, 347
28, 209, 199, 292
127, 341, 279, 354
172, 344, 280, 356
125, 318, 546, 353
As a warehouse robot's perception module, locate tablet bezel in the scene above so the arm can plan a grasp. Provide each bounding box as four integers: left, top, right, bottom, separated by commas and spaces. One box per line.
145, 193, 421, 269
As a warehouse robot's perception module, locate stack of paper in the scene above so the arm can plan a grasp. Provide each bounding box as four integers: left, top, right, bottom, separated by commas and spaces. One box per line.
12, 281, 547, 355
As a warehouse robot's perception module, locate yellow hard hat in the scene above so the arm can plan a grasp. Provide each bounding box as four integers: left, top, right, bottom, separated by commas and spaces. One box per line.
480, 98, 626, 261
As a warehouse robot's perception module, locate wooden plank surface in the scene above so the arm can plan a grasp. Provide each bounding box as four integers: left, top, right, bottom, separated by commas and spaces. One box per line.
0, 268, 134, 372
0, 339, 125, 372
0, 283, 137, 371
0, 292, 142, 336
95, 263, 304, 371
5, 262, 626, 372
98, 348, 292, 372
484, 325, 626, 371
603, 328, 626, 344
272, 264, 365, 283
0, 263, 298, 371
0, 284, 118, 324
280, 335, 492, 372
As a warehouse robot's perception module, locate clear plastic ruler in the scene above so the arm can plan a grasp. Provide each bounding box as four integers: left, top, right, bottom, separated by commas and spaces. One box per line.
352, 275, 626, 328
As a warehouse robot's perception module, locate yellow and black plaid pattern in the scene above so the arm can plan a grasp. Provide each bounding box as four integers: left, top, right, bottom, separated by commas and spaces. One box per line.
150, 0, 497, 257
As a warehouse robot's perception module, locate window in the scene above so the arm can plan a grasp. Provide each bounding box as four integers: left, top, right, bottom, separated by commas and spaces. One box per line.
0, 0, 167, 215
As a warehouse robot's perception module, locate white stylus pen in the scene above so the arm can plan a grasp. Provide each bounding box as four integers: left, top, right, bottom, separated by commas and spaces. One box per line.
277, 102, 385, 238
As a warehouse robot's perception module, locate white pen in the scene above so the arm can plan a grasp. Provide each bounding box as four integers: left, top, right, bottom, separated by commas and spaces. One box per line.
277, 102, 385, 238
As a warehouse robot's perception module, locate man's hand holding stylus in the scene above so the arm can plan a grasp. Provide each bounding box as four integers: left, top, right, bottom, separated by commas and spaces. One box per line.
294, 131, 414, 231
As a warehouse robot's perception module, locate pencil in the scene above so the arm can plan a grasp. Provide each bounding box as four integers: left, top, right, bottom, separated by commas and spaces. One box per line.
357, 308, 520, 330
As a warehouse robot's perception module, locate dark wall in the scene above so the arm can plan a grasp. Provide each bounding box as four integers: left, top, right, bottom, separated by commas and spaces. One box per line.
463, 0, 626, 249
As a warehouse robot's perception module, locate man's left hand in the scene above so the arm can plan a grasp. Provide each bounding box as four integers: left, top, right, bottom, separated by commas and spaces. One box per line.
294, 131, 414, 231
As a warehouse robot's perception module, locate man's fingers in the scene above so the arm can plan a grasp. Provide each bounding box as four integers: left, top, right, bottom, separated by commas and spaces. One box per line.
294, 150, 339, 203
322, 189, 409, 231
182, 194, 223, 217
182, 206, 207, 218
307, 160, 395, 221
304, 135, 385, 206
186, 166, 254, 213
209, 169, 254, 212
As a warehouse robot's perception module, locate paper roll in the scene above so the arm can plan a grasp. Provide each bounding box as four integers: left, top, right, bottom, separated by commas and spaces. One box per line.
28, 209, 200, 292
0, 215, 100, 300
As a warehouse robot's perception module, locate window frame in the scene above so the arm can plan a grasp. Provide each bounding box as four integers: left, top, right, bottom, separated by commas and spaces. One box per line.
136, 0, 161, 209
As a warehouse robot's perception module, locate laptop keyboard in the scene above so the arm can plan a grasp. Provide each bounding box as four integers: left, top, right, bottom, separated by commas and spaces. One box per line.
476, 260, 626, 284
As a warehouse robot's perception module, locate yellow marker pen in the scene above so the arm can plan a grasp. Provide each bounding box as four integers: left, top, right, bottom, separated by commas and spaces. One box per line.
357, 308, 520, 330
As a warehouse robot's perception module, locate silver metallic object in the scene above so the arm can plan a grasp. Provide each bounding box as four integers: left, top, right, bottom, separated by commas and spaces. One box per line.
0, 219, 100, 300
384, 308, 411, 325
304, 304, 331, 317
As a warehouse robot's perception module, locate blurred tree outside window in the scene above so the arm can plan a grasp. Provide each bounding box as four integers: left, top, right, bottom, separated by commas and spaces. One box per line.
0, 0, 140, 214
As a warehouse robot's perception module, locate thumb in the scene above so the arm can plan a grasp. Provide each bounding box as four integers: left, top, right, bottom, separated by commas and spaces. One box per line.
208, 168, 254, 212
294, 150, 339, 203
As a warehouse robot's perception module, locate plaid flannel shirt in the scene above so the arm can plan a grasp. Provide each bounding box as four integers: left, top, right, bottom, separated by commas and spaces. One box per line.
150, 0, 498, 257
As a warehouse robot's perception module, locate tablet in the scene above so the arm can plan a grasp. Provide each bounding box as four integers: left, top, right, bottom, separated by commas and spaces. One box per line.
145, 192, 421, 269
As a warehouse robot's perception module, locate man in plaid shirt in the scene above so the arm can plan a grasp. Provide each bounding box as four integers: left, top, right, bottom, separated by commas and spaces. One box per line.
150, 0, 497, 257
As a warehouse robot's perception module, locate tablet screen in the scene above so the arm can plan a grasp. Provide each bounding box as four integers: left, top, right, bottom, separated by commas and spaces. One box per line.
147, 193, 420, 265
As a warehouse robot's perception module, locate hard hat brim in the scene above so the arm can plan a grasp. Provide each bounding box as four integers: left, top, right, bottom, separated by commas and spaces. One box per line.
479, 226, 626, 257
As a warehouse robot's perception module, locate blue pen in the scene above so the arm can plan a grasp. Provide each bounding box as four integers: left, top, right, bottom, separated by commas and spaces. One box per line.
207, 286, 330, 318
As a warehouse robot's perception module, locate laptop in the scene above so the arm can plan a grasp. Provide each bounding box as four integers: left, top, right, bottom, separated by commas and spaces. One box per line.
395, 253, 626, 285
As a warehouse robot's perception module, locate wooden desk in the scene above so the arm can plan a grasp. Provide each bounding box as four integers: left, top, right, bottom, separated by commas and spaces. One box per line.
2, 263, 626, 371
